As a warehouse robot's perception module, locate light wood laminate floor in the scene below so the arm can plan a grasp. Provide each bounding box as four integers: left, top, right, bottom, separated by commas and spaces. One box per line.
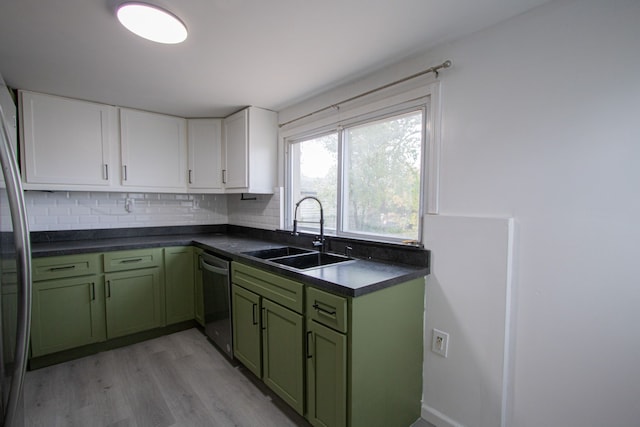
24, 328, 310, 427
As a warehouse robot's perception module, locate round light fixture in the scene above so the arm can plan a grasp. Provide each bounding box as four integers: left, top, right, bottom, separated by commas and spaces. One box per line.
116, 2, 187, 44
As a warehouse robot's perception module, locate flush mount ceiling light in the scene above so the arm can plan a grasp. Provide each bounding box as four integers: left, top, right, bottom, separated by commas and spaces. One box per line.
116, 2, 187, 44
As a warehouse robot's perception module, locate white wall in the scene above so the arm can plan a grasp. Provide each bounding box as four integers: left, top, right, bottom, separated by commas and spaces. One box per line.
279, 0, 640, 426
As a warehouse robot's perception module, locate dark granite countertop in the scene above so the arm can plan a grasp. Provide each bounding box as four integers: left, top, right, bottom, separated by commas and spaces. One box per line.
30, 226, 429, 297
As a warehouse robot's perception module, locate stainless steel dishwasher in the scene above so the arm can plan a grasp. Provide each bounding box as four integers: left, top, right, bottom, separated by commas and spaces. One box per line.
199, 252, 233, 360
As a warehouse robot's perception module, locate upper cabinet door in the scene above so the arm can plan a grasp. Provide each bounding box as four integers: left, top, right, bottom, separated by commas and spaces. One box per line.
223, 108, 249, 190
20, 91, 116, 188
187, 118, 223, 191
223, 106, 277, 194
120, 108, 187, 191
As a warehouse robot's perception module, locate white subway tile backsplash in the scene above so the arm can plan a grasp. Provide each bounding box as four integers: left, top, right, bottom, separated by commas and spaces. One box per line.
226, 189, 281, 231
24, 189, 281, 232
25, 191, 229, 231
79, 216, 100, 224
58, 215, 80, 224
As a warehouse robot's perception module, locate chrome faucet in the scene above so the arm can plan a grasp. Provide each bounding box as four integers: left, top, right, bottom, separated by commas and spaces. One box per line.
292, 196, 324, 252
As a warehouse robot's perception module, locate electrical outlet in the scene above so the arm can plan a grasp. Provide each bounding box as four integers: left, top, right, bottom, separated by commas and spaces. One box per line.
431, 329, 449, 358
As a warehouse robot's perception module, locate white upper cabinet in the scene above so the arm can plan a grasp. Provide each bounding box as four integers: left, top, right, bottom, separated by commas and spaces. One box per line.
18, 91, 276, 194
19, 91, 117, 190
120, 108, 187, 192
187, 118, 223, 192
223, 106, 277, 194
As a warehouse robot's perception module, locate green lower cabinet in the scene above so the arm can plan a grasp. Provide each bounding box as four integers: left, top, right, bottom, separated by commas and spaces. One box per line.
232, 281, 305, 416
164, 246, 195, 325
305, 279, 425, 427
232, 284, 262, 377
348, 278, 425, 427
2, 284, 17, 364
2, 266, 18, 364
262, 298, 304, 415
31, 275, 106, 357
306, 320, 347, 427
105, 268, 163, 339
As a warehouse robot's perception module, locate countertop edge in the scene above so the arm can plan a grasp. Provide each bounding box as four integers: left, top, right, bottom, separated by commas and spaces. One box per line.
31, 232, 429, 298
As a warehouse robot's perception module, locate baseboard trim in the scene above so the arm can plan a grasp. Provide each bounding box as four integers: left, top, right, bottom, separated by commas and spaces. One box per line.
422, 403, 465, 427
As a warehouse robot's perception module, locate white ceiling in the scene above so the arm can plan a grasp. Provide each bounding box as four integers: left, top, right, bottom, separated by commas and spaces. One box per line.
0, 0, 551, 118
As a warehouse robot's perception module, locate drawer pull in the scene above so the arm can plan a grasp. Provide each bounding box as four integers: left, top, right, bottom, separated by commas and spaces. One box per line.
306, 331, 313, 359
120, 258, 143, 264
312, 303, 336, 316
49, 265, 76, 272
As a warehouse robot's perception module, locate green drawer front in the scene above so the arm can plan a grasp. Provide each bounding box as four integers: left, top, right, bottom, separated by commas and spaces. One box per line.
33, 254, 101, 281
307, 286, 348, 333
103, 248, 162, 272
232, 262, 304, 314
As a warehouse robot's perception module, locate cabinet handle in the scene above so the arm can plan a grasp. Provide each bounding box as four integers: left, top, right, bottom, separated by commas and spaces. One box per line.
49, 265, 75, 271
312, 302, 337, 317
120, 258, 143, 264
106, 280, 111, 298
188, 169, 193, 184
123, 165, 128, 181
222, 169, 226, 184
90, 282, 95, 301
306, 331, 313, 359
261, 307, 266, 330
104, 164, 109, 180
252, 303, 258, 325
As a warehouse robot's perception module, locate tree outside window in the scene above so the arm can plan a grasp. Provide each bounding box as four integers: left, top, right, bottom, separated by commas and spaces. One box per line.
289, 108, 424, 242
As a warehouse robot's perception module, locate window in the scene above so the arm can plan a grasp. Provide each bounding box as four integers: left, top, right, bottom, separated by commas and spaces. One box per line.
287, 102, 428, 243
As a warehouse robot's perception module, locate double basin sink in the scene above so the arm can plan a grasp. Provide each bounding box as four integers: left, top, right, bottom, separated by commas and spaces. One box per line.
241, 246, 354, 270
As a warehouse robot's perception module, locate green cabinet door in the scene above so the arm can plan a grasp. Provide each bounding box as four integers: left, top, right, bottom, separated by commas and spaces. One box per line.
262, 298, 304, 415
307, 320, 347, 427
231, 284, 262, 377
105, 268, 163, 339
1, 267, 17, 364
31, 276, 106, 357
164, 246, 195, 325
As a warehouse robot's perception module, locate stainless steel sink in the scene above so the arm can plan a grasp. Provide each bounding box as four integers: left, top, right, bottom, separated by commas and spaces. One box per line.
270, 252, 354, 270
242, 246, 314, 259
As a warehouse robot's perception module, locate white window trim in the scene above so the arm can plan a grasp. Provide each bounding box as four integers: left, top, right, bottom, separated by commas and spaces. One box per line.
279, 80, 442, 240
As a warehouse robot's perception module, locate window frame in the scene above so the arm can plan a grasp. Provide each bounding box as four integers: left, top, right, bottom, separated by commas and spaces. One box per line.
281, 81, 442, 244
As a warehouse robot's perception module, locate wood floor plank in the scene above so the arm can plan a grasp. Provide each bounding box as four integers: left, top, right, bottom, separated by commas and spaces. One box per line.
24, 328, 310, 427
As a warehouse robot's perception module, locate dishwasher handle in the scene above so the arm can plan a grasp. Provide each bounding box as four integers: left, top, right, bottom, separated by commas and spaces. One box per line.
199, 256, 229, 276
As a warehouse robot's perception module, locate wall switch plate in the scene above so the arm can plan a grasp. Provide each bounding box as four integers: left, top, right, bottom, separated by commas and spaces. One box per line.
431, 329, 449, 358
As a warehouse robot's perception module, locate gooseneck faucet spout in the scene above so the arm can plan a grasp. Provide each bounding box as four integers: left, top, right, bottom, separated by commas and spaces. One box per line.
292, 196, 324, 252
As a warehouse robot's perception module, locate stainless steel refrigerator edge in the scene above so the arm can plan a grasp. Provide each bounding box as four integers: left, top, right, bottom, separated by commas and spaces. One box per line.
0, 73, 32, 427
